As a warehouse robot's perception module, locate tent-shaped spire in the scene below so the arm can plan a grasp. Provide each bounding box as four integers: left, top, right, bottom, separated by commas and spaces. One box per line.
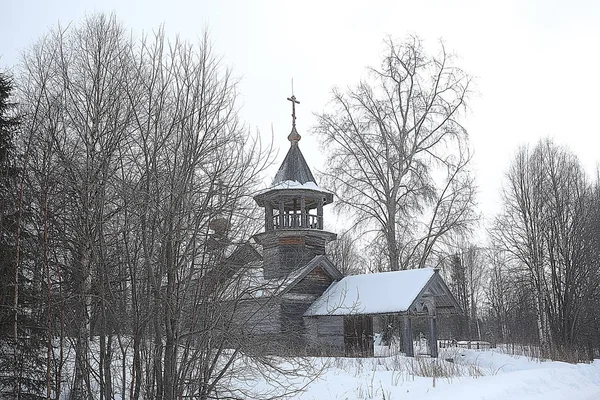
272, 95, 316, 185
272, 139, 316, 184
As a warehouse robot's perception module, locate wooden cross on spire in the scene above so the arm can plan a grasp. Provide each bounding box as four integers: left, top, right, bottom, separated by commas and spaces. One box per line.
287, 95, 300, 128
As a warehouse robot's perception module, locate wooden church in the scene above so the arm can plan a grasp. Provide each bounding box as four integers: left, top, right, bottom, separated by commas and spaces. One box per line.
227, 95, 461, 357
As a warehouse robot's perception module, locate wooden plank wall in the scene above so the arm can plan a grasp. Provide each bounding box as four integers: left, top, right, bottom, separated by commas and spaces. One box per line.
263, 237, 327, 279
304, 316, 345, 355
234, 298, 281, 334
289, 267, 333, 296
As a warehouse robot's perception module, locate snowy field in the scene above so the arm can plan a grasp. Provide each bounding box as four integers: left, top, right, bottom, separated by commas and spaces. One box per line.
48, 340, 600, 399
296, 346, 600, 400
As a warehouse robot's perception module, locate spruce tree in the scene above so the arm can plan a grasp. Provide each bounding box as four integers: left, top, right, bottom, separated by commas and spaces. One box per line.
0, 71, 45, 399
0, 72, 19, 334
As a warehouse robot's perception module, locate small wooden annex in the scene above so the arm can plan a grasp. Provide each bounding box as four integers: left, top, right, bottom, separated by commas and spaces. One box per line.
303, 268, 462, 357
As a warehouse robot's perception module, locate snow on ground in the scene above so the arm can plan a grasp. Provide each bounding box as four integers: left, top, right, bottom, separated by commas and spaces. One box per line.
51, 339, 600, 399
296, 347, 600, 400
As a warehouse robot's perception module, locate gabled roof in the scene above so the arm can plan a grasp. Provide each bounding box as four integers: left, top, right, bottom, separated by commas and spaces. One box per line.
225, 242, 262, 266
303, 268, 461, 317
223, 255, 343, 301
272, 141, 316, 185
279, 255, 343, 296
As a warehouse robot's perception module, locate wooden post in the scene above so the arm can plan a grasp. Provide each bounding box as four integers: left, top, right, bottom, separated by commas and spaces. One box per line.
300, 197, 306, 228
429, 315, 438, 358
279, 200, 284, 228
292, 199, 298, 227
265, 203, 273, 230
317, 198, 323, 229
403, 315, 414, 357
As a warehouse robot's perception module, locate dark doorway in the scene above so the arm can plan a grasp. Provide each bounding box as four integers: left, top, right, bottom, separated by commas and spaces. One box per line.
343, 315, 374, 356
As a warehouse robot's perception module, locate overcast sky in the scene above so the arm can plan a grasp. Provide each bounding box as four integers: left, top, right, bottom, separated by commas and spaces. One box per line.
2, 0, 600, 229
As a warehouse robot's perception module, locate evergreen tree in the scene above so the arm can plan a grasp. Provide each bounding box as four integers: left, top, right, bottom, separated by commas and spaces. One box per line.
0, 71, 45, 399
0, 72, 19, 333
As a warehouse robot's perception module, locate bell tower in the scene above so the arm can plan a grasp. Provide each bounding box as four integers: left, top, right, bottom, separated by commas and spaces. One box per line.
254, 95, 337, 279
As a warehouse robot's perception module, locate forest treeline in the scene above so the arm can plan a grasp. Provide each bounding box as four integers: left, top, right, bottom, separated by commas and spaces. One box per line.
1, 12, 599, 400
446, 139, 600, 361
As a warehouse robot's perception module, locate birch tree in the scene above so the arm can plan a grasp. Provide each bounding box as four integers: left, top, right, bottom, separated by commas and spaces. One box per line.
315, 36, 476, 272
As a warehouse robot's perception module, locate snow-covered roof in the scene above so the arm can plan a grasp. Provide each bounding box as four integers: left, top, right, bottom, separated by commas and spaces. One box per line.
257, 179, 331, 195
304, 268, 437, 316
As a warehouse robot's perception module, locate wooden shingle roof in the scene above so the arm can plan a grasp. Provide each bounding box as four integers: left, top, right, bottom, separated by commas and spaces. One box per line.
272, 139, 316, 185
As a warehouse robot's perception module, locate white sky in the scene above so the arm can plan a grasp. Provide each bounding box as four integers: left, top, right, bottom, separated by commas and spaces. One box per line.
2, 0, 600, 229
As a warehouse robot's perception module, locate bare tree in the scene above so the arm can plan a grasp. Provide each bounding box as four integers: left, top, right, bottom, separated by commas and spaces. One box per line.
483, 247, 513, 343
17, 32, 74, 399
315, 36, 476, 273
492, 139, 598, 359
21, 15, 136, 399
491, 144, 549, 352
580, 178, 600, 359
326, 229, 365, 275
114, 27, 280, 399
436, 237, 486, 340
